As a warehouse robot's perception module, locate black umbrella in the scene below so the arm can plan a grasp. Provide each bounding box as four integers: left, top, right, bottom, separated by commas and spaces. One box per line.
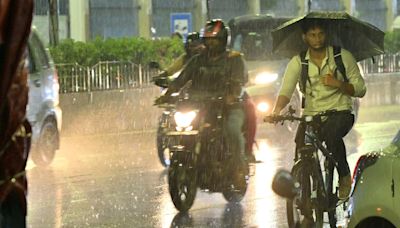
271, 11, 385, 61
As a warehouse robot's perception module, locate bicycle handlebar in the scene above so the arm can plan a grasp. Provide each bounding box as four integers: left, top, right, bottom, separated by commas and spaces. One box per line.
264, 109, 342, 124
264, 114, 303, 124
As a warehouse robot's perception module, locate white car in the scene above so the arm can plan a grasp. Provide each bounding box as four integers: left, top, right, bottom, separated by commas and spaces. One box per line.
26, 27, 62, 166
346, 130, 400, 228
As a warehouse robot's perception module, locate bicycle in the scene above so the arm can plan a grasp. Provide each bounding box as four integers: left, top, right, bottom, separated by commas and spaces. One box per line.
265, 107, 345, 228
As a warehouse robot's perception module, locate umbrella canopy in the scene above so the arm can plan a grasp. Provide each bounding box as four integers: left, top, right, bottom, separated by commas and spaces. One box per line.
271, 11, 385, 62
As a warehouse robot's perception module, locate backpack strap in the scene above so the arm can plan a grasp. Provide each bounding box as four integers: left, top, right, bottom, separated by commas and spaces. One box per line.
333, 46, 348, 83
299, 50, 309, 108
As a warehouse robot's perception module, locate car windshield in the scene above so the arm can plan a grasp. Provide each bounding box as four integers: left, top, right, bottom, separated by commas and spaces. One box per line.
230, 17, 291, 61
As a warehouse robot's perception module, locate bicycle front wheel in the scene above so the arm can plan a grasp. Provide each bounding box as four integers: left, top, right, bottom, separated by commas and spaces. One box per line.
287, 162, 324, 228
325, 160, 338, 228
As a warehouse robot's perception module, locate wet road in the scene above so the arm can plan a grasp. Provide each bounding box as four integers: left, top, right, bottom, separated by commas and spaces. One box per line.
26, 108, 400, 228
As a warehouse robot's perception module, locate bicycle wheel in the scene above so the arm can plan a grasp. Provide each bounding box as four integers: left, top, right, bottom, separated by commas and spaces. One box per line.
325, 160, 338, 228
287, 163, 324, 228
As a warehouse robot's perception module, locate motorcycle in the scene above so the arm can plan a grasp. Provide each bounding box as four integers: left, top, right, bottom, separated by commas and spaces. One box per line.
151, 63, 180, 167
155, 100, 174, 167
165, 92, 249, 212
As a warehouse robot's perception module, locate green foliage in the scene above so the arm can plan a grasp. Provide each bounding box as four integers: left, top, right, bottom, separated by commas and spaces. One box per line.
49, 37, 185, 67
384, 30, 400, 53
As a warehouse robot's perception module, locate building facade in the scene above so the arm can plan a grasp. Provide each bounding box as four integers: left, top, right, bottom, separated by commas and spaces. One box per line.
33, 0, 396, 43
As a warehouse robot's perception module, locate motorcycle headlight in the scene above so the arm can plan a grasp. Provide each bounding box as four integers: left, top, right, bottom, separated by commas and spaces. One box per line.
174, 111, 196, 129
254, 72, 278, 85
256, 102, 270, 113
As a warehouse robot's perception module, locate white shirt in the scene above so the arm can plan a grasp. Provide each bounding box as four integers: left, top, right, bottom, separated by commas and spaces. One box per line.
279, 46, 366, 116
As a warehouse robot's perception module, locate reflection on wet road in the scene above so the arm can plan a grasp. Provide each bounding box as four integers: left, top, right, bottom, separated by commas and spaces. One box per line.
26, 118, 400, 227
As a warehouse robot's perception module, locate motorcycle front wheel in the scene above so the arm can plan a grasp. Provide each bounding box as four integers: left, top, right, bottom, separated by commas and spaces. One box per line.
168, 165, 197, 212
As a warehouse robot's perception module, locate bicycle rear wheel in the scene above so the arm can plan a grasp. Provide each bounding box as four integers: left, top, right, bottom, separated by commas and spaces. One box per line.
287, 163, 324, 228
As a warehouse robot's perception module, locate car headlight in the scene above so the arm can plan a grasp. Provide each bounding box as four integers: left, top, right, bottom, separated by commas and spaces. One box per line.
254, 72, 278, 85
174, 111, 196, 130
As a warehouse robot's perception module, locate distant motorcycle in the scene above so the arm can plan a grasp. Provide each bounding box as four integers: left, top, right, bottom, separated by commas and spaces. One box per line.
164, 92, 249, 212
155, 100, 174, 167
151, 63, 180, 167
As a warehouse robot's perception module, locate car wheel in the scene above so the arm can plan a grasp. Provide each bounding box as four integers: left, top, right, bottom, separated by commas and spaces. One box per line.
31, 120, 59, 166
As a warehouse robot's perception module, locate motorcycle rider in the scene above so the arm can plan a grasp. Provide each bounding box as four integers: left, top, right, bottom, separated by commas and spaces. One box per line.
157, 19, 249, 166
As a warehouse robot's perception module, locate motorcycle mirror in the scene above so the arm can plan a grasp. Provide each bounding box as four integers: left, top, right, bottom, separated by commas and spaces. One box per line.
148, 61, 161, 69
271, 169, 298, 199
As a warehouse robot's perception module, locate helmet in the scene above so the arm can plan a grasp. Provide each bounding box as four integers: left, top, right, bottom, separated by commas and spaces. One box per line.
203, 19, 229, 47
186, 32, 200, 44
185, 32, 204, 56
185, 32, 201, 50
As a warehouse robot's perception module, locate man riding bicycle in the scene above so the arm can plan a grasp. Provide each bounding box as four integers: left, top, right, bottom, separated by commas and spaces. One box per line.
272, 19, 366, 199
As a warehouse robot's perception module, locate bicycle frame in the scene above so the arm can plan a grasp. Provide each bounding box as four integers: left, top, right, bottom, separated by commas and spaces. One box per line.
265, 109, 341, 228
298, 125, 339, 206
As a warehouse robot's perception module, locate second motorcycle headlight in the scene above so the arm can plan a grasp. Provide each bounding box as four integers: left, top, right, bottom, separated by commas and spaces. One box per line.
174, 111, 197, 129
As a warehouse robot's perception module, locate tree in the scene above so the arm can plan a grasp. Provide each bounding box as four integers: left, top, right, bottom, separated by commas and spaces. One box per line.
384, 30, 400, 53
48, 0, 59, 46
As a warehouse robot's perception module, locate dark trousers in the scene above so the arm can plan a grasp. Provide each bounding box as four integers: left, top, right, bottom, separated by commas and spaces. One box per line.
295, 111, 354, 177
0, 190, 26, 228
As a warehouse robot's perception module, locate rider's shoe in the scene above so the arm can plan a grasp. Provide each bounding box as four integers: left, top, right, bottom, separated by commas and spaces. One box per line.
338, 174, 352, 200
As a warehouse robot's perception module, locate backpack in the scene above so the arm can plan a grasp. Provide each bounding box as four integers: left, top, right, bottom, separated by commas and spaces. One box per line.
299, 46, 348, 108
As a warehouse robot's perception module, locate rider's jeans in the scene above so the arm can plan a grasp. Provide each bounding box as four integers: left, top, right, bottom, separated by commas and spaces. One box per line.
295, 111, 354, 178
224, 107, 245, 163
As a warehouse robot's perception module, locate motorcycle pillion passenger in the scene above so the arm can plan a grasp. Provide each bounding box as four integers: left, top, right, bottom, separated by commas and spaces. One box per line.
153, 32, 205, 88
157, 19, 250, 165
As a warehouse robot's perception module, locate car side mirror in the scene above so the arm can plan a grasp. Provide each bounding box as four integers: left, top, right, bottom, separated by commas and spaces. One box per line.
272, 169, 298, 199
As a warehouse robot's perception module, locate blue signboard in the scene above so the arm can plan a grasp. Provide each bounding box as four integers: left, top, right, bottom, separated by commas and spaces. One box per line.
170, 13, 192, 39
